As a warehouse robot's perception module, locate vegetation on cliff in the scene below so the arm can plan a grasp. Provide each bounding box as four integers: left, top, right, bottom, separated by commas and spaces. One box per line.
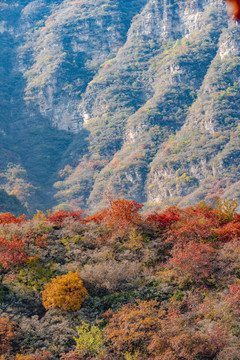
0, 0, 240, 214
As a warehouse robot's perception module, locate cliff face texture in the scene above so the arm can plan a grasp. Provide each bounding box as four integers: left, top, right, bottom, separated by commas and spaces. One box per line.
0, 0, 240, 213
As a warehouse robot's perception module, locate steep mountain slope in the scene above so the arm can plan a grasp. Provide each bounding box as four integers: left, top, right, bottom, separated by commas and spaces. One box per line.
0, 0, 239, 213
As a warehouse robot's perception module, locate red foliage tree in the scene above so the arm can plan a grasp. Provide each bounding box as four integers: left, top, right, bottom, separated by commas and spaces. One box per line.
85, 208, 108, 224
47, 210, 84, 226
167, 241, 216, 283
0, 213, 26, 226
166, 204, 219, 245
146, 207, 180, 230
0, 235, 28, 272
214, 214, 240, 242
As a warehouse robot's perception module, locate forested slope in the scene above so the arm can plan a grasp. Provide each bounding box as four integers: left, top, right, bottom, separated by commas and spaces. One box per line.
0, 198, 240, 359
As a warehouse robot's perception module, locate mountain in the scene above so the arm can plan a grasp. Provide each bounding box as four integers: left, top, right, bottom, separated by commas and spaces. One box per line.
0, 0, 240, 214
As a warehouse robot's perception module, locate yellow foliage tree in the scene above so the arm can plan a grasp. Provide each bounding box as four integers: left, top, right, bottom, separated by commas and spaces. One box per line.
41, 271, 88, 311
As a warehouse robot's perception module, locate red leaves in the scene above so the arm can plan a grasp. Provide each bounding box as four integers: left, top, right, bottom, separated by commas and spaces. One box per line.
168, 241, 216, 283
146, 207, 180, 229
47, 210, 84, 226
0, 235, 28, 270
0, 213, 26, 225
85, 208, 108, 224
166, 212, 219, 245
170, 218, 216, 244
164, 200, 240, 246
214, 215, 240, 242
163, 202, 239, 284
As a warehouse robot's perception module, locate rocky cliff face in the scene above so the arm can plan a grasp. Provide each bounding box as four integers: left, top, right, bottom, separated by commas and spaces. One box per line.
0, 0, 239, 213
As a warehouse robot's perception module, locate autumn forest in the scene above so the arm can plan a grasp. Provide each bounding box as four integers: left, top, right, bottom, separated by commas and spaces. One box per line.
0, 197, 240, 359
1, 0, 240, 359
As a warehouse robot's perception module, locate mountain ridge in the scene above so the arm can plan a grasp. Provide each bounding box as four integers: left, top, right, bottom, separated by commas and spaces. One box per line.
0, 0, 240, 214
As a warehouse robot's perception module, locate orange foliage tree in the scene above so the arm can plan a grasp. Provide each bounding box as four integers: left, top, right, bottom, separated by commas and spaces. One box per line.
0, 316, 17, 356
103, 198, 143, 230
85, 198, 143, 242
148, 317, 226, 360
104, 300, 164, 354
41, 271, 88, 311
104, 300, 226, 359
13, 350, 53, 360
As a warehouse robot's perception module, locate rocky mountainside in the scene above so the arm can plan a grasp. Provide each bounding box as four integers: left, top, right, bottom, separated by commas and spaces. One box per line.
0, 0, 240, 214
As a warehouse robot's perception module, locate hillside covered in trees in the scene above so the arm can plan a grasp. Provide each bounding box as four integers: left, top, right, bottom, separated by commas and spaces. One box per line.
0, 0, 240, 214
1, 1, 240, 359
0, 197, 240, 359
